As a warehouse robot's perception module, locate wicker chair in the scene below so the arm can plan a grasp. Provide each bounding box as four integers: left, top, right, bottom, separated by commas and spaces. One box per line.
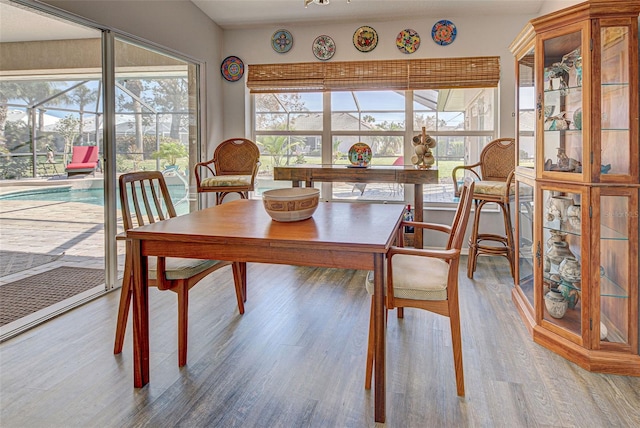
452, 138, 516, 279
195, 138, 260, 205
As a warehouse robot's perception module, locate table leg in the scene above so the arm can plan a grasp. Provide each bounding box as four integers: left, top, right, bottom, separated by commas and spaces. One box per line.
414, 183, 424, 249
373, 253, 386, 423
132, 239, 150, 387
292, 180, 302, 187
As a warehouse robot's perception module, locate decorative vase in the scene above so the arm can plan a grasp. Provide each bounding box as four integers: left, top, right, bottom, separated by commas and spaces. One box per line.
558, 283, 580, 309
545, 289, 568, 319
549, 195, 574, 221
573, 108, 582, 130
546, 241, 575, 267
566, 204, 581, 218
558, 256, 581, 283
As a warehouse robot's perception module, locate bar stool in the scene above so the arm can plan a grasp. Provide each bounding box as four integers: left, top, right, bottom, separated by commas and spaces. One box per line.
452, 138, 515, 279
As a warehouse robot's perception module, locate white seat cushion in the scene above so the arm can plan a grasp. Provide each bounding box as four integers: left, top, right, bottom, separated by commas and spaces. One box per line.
201, 175, 252, 187
147, 256, 225, 281
473, 180, 514, 196
390, 254, 449, 301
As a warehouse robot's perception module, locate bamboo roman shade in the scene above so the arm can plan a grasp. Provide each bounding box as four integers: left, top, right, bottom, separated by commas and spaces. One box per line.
247, 56, 500, 93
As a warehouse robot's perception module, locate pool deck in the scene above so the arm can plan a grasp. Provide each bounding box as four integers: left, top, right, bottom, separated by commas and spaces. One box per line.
0, 174, 112, 278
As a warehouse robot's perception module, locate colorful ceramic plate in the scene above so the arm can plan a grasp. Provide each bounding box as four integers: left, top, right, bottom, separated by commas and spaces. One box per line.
396, 29, 421, 54
431, 20, 457, 46
348, 142, 373, 166
312, 35, 336, 61
272, 29, 293, 53
353, 26, 378, 53
221, 56, 244, 82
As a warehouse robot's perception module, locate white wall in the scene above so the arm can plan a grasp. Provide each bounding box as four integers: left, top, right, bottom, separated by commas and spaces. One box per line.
43, 0, 226, 152
221, 14, 535, 139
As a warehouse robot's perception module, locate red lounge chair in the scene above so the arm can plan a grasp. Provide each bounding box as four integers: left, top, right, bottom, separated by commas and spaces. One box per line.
66, 145, 99, 177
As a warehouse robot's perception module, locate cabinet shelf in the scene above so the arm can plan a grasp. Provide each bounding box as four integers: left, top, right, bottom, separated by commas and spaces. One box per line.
601, 275, 629, 298
511, 0, 640, 376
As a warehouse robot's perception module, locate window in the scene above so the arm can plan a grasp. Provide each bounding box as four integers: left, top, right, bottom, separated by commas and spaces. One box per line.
253, 87, 496, 203
250, 58, 499, 204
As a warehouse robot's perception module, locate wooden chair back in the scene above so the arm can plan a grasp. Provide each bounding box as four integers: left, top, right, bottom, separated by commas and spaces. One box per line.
447, 176, 475, 251
119, 170, 176, 231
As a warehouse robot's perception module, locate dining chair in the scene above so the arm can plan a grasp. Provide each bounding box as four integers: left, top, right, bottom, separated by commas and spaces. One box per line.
194, 138, 261, 205
364, 177, 475, 396
451, 138, 516, 279
114, 170, 247, 366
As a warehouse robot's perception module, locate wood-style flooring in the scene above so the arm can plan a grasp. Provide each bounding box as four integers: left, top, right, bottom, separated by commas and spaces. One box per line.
1, 257, 639, 427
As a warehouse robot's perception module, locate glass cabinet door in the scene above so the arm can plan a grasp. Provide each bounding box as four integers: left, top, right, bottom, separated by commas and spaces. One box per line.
516, 180, 535, 308
541, 29, 584, 177
541, 187, 584, 339
600, 25, 632, 179
517, 47, 535, 170
598, 190, 637, 349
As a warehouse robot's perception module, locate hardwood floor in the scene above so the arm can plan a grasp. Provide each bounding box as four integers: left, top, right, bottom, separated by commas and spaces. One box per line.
1, 258, 639, 427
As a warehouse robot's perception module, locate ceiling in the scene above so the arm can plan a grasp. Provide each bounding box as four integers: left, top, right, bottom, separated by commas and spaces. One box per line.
0, 0, 551, 43
192, 0, 548, 29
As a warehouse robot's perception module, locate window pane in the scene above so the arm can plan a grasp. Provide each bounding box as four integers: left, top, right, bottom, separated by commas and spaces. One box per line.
414, 87, 496, 203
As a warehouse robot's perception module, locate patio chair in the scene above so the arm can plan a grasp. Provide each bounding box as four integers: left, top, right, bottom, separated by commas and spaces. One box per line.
66, 145, 99, 177
194, 138, 260, 205
114, 170, 247, 366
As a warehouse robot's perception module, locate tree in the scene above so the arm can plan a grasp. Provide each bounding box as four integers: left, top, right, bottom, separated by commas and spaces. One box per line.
54, 115, 81, 164
255, 93, 308, 130
151, 141, 188, 167
118, 79, 147, 153
65, 84, 98, 143
371, 120, 404, 155
152, 79, 187, 140
256, 135, 303, 168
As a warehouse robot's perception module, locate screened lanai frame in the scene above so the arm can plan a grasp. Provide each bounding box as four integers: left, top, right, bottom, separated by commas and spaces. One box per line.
0, 0, 206, 339
1, 71, 193, 180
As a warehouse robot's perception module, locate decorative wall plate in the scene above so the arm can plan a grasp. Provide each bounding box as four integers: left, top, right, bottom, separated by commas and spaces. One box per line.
353, 26, 378, 52
348, 142, 372, 166
396, 29, 420, 54
272, 29, 293, 53
431, 20, 457, 46
220, 56, 244, 82
312, 35, 336, 61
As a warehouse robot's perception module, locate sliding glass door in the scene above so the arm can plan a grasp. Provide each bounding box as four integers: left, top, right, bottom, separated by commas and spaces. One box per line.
0, 2, 202, 339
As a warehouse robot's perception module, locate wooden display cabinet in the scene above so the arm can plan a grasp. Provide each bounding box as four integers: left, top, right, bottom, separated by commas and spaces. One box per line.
510, 0, 640, 375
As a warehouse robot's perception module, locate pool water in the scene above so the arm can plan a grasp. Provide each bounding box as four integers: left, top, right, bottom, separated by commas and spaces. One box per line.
0, 185, 191, 214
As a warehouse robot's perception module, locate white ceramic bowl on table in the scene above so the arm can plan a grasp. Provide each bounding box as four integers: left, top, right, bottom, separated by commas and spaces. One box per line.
262, 188, 320, 222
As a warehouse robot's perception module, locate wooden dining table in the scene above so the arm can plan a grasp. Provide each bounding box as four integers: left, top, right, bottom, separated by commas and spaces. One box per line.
127, 199, 405, 423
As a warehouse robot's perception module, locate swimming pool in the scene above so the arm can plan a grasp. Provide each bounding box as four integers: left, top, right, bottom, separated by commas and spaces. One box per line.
0, 185, 191, 214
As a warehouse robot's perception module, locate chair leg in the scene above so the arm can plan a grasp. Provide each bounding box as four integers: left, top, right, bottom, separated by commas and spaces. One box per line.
448, 294, 465, 396
365, 297, 375, 390
232, 262, 246, 314
177, 282, 189, 367
467, 200, 482, 279
114, 256, 133, 354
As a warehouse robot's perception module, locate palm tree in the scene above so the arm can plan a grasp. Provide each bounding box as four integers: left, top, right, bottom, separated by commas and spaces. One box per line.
256, 135, 303, 168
